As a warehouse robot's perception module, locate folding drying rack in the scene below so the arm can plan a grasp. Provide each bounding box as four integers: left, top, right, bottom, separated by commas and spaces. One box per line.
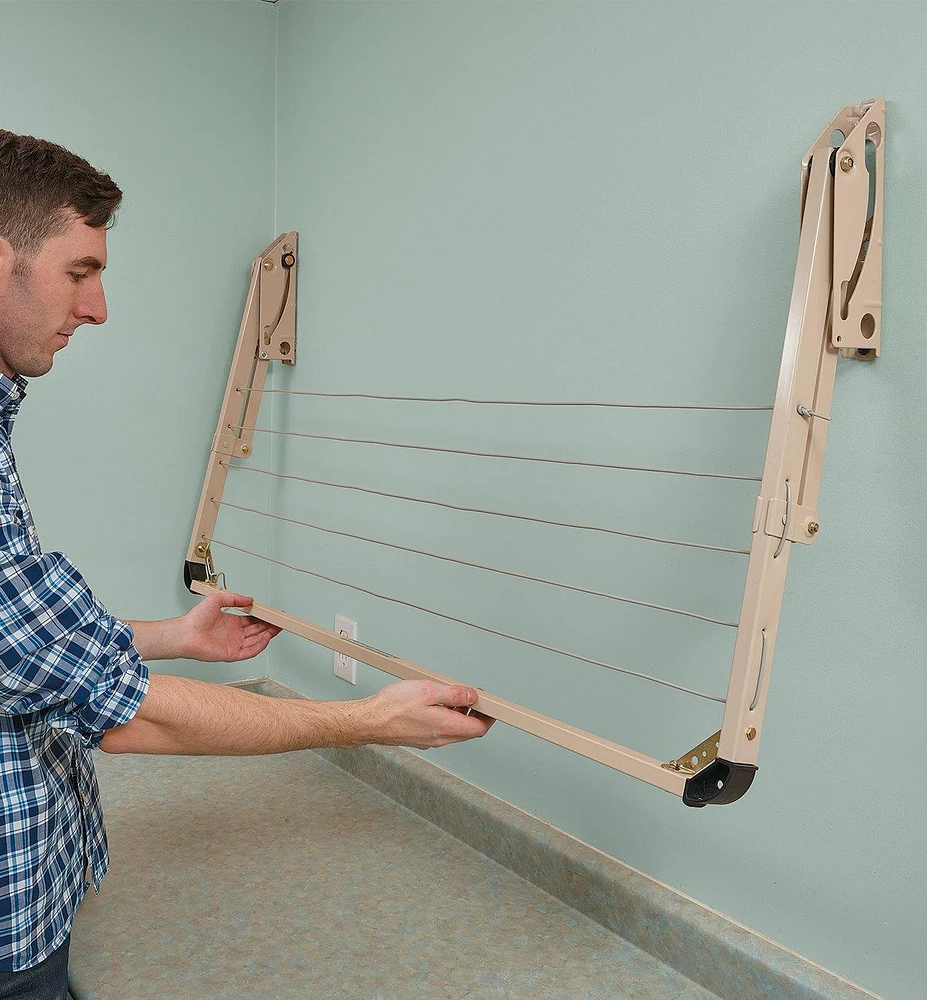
184, 100, 884, 805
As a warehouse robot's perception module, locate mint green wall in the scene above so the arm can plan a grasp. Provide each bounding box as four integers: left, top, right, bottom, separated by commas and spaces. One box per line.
1, 2, 919, 996
0, 1, 277, 681
269, 3, 923, 998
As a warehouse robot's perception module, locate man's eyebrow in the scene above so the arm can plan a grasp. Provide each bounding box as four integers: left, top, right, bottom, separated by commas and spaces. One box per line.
67, 256, 106, 271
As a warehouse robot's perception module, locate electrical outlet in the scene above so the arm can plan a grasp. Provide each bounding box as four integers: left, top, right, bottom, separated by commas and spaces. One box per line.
333, 614, 358, 684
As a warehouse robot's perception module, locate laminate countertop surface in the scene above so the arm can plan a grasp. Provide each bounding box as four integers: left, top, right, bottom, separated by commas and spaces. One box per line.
70, 750, 719, 1000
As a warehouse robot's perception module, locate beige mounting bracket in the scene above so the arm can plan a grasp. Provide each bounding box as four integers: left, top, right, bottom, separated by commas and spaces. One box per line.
184, 101, 884, 807
183, 232, 297, 589
827, 102, 884, 357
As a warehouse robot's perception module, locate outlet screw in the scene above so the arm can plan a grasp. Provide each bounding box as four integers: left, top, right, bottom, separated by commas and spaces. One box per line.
746, 727, 757, 740
241, 444, 251, 456
262, 259, 274, 270
840, 155, 854, 172
807, 521, 820, 535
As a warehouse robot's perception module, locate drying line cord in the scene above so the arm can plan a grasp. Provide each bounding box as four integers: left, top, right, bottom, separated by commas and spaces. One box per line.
204, 535, 728, 705
228, 425, 762, 483
212, 498, 739, 628
236, 388, 773, 412
221, 461, 750, 556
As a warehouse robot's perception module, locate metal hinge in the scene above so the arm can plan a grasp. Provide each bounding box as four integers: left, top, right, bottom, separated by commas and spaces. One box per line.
662, 731, 721, 774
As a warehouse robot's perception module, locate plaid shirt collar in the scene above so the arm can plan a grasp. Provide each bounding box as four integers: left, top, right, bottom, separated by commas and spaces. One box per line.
0, 373, 28, 417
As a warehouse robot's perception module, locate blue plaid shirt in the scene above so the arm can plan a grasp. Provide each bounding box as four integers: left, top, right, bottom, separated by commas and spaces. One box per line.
0, 373, 149, 971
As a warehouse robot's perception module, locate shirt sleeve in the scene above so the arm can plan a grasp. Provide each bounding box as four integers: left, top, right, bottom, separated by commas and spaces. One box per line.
0, 547, 150, 748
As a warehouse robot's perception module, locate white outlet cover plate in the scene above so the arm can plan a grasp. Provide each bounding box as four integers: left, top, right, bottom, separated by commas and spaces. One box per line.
333, 614, 358, 684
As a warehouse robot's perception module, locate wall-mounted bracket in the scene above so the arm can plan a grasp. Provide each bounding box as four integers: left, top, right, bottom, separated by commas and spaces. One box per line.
258, 240, 298, 364
823, 100, 884, 358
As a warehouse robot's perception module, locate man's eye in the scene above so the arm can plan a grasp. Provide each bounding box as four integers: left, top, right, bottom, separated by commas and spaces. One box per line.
69, 272, 88, 282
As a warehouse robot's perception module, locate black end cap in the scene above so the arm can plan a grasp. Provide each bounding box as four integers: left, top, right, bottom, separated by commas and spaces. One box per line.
683, 759, 757, 807
183, 560, 209, 593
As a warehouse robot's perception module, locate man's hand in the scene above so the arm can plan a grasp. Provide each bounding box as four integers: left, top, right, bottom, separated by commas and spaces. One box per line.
127, 593, 281, 663
359, 679, 494, 749
176, 592, 282, 662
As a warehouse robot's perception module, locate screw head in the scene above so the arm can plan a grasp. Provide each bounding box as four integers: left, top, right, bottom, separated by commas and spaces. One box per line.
195, 542, 208, 558
260, 352, 268, 360
746, 727, 757, 741
262, 259, 274, 271
240, 444, 251, 456
807, 521, 820, 535
840, 155, 854, 173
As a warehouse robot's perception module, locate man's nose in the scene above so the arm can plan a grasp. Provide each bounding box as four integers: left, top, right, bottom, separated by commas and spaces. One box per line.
77, 278, 107, 325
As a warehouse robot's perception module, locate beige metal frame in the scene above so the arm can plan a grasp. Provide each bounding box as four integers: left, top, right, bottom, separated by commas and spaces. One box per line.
184, 101, 884, 805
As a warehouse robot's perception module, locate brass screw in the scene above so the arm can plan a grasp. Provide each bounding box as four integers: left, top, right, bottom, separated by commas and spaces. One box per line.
262, 259, 274, 271
260, 352, 268, 360
195, 542, 208, 558
807, 521, 820, 535
240, 444, 251, 456
840, 155, 854, 173
746, 727, 757, 741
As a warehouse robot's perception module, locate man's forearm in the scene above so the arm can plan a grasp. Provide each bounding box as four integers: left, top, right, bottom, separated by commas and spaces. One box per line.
125, 618, 186, 661
99, 673, 491, 755
100, 675, 368, 755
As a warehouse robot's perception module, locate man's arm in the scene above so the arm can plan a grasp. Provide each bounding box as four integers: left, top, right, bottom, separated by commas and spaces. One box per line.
99, 675, 492, 755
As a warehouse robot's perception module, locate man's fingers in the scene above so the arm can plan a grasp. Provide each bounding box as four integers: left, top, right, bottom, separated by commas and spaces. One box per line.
241, 619, 281, 638
436, 709, 494, 744
214, 592, 256, 611
431, 684, 479, 709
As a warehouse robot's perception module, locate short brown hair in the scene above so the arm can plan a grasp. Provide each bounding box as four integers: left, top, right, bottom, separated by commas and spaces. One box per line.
0, 130, 123, 258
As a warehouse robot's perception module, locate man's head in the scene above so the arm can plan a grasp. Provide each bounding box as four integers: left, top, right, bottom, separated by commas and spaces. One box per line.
0, 131, 122, 379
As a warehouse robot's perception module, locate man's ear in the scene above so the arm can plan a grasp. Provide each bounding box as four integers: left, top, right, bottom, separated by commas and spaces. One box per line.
0, 238, 14, 296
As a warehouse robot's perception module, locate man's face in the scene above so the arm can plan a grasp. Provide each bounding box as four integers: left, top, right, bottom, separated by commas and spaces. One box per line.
0, 214, 108, 379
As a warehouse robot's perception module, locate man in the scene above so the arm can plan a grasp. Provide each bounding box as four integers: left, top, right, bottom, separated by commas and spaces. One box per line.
0, 131, 492, 999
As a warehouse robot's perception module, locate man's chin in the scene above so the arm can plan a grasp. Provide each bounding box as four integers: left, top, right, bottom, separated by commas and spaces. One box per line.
17, 356, 54, 379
